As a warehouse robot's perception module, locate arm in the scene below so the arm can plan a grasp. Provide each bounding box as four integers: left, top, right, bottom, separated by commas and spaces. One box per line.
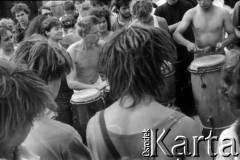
66, 45, 98, 90
168, 22, 180, 34
218, 10, 236, 48
157, 17, 169, 32
232, 2, 240, 38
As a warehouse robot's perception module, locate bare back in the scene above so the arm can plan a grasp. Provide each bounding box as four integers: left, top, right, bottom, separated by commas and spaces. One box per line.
68, 40, 104, 84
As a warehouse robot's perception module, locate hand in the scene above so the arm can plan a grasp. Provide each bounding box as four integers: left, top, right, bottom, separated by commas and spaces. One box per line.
186, 43, 196, 53
95, 81, 109, 90
203, 46, 212, 54
216, 42, 223, 51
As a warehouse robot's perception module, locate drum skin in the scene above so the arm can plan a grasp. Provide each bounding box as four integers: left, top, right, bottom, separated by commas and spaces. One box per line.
71, 93, 105, 144
189, 55, 236, 136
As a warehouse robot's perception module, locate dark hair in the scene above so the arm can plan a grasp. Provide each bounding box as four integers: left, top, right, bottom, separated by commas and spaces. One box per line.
64, 1, 76, 11
25, 14, 48, 39
41, 17, 62, 37
0, 59, 53, 143
99, 25, 176, 107
89, 8, 111, 31
11, 2, 30, 17
61, 14, 77, 30
38, 6, 52, 15
11, 39, 73, 82
113, 0, 132, 10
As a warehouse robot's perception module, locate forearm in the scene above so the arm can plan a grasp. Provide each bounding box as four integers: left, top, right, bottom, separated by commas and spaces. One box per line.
173, 31, 193, 47
67, 80, 96, 90
221, 32, 236, 47
168, 22, 180, 34
235, 28, 240, 38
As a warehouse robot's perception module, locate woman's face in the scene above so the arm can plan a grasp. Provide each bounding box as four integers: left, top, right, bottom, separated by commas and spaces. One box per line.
98, 16, 108, 33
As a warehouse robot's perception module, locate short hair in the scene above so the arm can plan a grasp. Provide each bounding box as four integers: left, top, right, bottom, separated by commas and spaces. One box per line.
0, 59, 53, 143
77, 15, 98, 37
99, 25, 176, 107
38, 6, 52, 15
11, 2, 30, 17
113, 0, 132, 10
130, 0, 153, 18
220, 49, 240, 107
11, 39, 73, 83
89, 8, 111, 31
61, 14, 77, 30
25, 14, 48, 39
0, 27, 12, 42
41, 17, 62, 37
0, 18, 15, 32
64, 1, 76, 11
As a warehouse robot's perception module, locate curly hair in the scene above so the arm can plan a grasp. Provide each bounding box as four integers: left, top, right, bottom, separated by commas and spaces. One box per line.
113, 0, 132, 10
130, 0, 153, 18
99, 25, 176, 107
0, 18, 15, 32
11, 39, 73, 83
89, 8, 111, 31
0, 59, 53, 143
11, 2, 30, 17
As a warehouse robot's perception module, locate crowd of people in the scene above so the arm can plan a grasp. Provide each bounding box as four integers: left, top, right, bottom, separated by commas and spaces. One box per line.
0, 0, 240, 159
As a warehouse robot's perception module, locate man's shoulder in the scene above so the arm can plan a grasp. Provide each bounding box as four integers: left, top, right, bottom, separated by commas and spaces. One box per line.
67, 40, 83, 54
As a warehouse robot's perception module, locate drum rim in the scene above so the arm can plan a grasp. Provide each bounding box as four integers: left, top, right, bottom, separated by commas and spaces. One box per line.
70, 95, 103, 105
188, 64, 223, 73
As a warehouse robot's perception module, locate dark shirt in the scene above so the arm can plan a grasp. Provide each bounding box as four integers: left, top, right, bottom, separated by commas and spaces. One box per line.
154, 0, 194, 61
15, 22, 29, 43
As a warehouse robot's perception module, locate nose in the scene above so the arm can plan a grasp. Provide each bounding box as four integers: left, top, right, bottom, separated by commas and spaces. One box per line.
100, 22, 104, 27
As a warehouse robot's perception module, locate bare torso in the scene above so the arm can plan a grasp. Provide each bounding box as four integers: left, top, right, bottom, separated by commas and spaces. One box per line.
192, 5, 225, 48
70, 40, 104, 84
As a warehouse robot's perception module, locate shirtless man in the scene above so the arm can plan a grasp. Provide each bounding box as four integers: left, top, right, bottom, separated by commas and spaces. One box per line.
67, 15, 107, 90
0, 27, 15, 60
173, 0, 235, 58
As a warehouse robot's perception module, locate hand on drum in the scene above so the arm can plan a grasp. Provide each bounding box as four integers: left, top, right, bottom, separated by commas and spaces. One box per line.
187, 42, 203, 53
215, 42, 223, 51
95, 81, 109, 90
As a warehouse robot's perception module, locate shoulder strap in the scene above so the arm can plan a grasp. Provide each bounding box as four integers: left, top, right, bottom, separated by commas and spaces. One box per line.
99, 110, 121, 159
152, 15, 160, 28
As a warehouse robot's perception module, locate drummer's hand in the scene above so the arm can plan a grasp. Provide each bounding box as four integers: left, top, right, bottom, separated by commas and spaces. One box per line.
216, 42, 223, 51
186, 43, 197, 53
95, 81, 108, 90
203, 46, 211, 54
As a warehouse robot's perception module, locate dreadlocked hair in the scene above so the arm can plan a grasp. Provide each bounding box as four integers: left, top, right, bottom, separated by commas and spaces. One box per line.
0, 59, 53, 143
99, 25, 176, 107
11, 39, 73, 83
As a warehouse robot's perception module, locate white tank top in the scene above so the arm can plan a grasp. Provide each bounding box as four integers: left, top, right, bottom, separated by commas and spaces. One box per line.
152, 15, 160, 28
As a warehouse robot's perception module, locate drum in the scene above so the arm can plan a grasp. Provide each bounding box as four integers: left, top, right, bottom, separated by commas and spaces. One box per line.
189, 54, 236, 136
157, 60, 176, 106
103, 86, 115, 107
70, 89, 105, 143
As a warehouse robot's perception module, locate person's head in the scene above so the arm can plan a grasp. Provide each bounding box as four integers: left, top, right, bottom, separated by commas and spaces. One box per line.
90, 8, 111, 33
197, 0, 213, 10
74, 0, 85, 12
99, 25, 176, 107
77, 15, 99, 45
89, 0, 112, 8
166, 0, 179, 5
11, 39, 73, 99
25, 14, 48, 39
42, 17, 63, 42
130, 0, 153, 19
64, 1, 76, 15
0, 27, 14, 53
220, 49, 240, 117
0, 59, 53, 158
114, 0, 132, 18
78, 1, 93, 17
61, 14, 77, 34
11, 3, 30, 25
0, 18, 15, 33
38, 6, 53, 17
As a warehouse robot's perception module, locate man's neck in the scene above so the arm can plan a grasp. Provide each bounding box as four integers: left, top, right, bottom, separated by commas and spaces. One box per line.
99, 31, 109, 38
48, 39, 60, 46
137, 14, 152, 24
20, 21, 28, 30
200, 4, 214, 12
118, 14, 131, 25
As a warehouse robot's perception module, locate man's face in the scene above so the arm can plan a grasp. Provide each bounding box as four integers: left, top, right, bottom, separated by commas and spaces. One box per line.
82, 25, 99, 45
119, 5, 131, 19
197, 0, 213, 9
46, 25, 63, 42
41, 9, 52, 17
98, 16, 108, 33
167, 0, 179, 5
1, 30, 14, 52
15, 11, 29, 25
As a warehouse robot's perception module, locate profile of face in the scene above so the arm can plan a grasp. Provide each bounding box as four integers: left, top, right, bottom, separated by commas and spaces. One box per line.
118, 5, 131, 19
47, 79, 61, 99
41, 9, 52, 17
0, 30, 14, 52
15, 11, 29, 25
84, 25, 99, 45
197, 0, 213, 9
46, 25, 63, 42
167, 0, 179, 5
98, 16, 108, 33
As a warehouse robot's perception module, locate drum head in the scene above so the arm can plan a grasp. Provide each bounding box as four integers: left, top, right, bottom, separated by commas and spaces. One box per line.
71, 89, 101, 103
189, 54, 225, 72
